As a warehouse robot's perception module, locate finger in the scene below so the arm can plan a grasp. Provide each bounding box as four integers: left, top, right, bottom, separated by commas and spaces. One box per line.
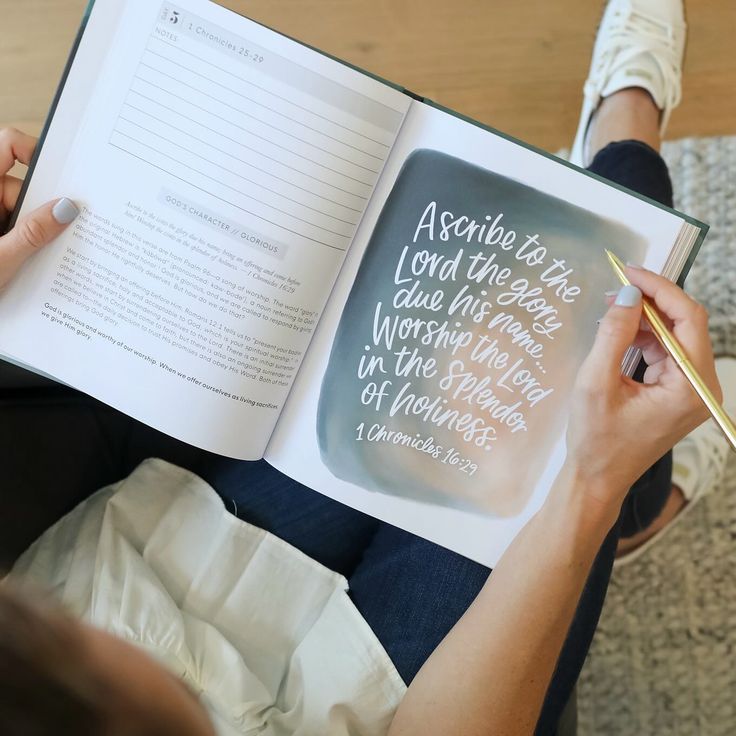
625, 264, 706, 328
632, 331, 668, 365
643, 359, 669, 385
583, 285, 643, 383
0, 128, 38, 175
613, 303, 671, 334
625, 264, 716, 378
605, 294, 653, 332
0, 175, 23, 222
642, 342, 668, 367
0, 197, 79, 289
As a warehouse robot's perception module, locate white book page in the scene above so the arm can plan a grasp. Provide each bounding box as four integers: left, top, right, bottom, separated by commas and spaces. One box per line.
0, 0, 410, 459
266, 101, 687, 567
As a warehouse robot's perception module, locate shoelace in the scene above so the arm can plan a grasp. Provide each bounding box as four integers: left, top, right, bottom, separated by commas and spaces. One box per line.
584, 6, 684, 115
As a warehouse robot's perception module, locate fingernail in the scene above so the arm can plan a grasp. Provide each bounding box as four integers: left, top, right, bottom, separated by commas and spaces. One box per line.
615, 284, 642, 307
604, 290, 619, 297
626, 261, 644, 270
52, 198, 80, 225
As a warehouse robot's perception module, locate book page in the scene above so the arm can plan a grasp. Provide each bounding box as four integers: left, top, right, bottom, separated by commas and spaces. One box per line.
0, 0, 410, 459
266, 101, 691, 567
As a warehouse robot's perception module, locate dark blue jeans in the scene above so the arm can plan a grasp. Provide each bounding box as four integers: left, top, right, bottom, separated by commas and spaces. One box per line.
0, 140, 673, 735
589, 140, 675, 541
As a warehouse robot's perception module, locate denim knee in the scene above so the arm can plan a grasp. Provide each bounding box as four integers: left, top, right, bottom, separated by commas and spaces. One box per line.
587, 139, 674, 209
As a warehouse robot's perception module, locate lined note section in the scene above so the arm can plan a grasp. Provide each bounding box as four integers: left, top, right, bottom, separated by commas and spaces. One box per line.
110, 3, 409, 252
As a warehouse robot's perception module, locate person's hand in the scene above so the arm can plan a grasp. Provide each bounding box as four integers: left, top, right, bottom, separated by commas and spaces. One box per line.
0, 127, 79, 291
564, 265, 720, 519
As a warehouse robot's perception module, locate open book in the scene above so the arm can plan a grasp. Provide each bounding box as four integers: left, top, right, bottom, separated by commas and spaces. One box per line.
0, 0, 707, 566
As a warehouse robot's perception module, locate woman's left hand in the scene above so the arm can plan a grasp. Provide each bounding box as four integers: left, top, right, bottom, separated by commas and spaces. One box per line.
0, 127, 79, 291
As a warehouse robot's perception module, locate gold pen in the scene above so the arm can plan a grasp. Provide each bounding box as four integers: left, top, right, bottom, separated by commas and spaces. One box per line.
605, 249, 736, 452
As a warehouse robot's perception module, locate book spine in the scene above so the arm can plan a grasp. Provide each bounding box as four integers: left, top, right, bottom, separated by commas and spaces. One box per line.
402, 89, 425, 103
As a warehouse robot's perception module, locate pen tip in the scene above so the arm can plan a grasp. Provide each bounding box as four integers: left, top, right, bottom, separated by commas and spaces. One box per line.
605, 249, 622, 267
604, 248, 630, 285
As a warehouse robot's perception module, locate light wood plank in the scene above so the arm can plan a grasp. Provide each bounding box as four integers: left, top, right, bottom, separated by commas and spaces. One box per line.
1, 0, 734, 158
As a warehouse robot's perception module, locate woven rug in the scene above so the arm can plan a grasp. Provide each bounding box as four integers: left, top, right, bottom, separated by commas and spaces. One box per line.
576, 136, 736, 735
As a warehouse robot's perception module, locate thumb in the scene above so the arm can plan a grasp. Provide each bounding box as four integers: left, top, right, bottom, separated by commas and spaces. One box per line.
584, 285, 643, 383
0, 197, 79, 288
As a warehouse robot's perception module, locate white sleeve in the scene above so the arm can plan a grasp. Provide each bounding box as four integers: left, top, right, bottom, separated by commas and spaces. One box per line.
7, 485, 118, 618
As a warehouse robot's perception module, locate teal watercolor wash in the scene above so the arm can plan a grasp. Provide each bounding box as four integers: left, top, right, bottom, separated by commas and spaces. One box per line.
317, 150, 647, 517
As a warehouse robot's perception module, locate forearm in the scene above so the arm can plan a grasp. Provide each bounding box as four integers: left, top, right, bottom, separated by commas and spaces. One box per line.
388, 467, 621, 736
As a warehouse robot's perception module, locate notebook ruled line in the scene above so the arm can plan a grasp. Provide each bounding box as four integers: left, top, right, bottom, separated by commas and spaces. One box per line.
129, 82, 376, 187
148, 36, 392, 149
136, 63, 381, 174
109, 140, 349, 251
123, 95, 370, 200
117, 115, 361, 226
121, 102, 364, 212
111, 130, 355, 240
143, 46, 386, 162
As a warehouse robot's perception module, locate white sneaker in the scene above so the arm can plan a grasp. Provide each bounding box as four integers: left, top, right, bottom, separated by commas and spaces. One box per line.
570, 0, 687, 167
615, 356, 735, 567
671, 356, 736, 504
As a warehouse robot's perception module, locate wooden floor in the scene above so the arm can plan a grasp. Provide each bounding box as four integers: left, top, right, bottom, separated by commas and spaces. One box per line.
2, 0, 735, 154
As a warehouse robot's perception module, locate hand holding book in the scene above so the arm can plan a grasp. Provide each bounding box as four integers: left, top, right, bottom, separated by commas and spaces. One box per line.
0, 129, 79, 290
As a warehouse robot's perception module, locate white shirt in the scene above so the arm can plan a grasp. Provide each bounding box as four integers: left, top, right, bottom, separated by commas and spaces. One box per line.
10, 458, 406, 735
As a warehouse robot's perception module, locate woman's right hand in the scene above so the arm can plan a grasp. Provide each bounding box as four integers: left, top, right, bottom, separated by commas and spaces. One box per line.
563, 264, 720, 523
0, 127, 79, 291
388, 265, 719, 736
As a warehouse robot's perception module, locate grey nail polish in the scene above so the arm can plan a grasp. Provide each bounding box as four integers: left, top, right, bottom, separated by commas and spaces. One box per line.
615, 284, 642, 307
52, 198, 80, 225
625, 261, 644, 270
